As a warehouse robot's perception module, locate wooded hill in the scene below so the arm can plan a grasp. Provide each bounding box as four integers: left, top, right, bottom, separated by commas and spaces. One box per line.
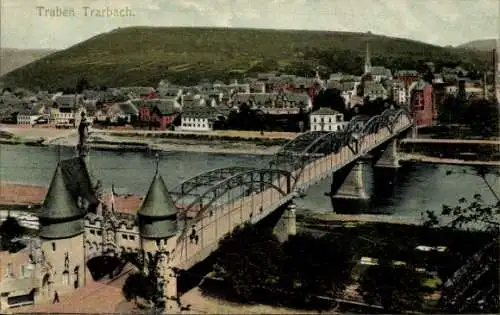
0, 27, 491, 90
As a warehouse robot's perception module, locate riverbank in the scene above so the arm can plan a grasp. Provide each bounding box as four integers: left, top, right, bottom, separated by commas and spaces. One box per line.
0, 125, 287, 155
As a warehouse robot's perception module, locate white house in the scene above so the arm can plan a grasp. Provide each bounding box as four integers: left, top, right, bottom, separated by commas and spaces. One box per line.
340, 81, 361, 109
179, 106, 218, 132
310, 107, 348, 132
392, 81, 407, 105
16, 112, 41, 126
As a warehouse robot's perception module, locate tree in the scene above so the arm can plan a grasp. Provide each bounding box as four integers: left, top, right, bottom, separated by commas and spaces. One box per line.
214, 224, 284, 303
312, 88, 346, 113
281, 233, 353, 305
463, 99, 499, 138
423, 69, 434, 84
422, 166, 499, 313
358, 264, 426, 312
76, 77, 90, 93
437, 95, 467, 125
0, 215, 24, 250
122, 272, 155, 303
423, 166, 500, 233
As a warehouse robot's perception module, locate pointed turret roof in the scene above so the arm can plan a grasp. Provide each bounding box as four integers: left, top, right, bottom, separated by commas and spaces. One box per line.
137, 170, 178, 218
39, 163, 84, 220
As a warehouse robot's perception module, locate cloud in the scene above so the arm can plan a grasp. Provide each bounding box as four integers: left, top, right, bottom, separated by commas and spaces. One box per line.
1, 0, 498, 49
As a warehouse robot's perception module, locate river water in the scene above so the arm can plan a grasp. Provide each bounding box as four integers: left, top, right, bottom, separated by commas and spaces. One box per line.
0, 144, 498, 222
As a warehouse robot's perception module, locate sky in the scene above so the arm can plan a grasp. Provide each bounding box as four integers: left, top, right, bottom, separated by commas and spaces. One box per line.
1, 0, 499, 50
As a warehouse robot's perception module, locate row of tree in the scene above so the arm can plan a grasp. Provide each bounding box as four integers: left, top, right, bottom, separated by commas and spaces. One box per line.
438, 96, 499, 138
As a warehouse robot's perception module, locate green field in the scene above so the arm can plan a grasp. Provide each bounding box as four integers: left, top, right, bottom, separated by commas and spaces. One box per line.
0, 26, 490, 90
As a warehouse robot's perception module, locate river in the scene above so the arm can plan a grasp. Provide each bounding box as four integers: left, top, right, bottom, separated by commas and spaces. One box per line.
0, 144, 498, 222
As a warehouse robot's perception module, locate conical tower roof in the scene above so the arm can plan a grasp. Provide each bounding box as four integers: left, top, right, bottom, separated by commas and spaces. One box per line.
137, 170, 178, 218
39, 163, 84, 220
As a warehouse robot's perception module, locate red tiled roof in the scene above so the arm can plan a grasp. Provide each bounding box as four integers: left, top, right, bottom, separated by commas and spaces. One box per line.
0, 183, 198, 216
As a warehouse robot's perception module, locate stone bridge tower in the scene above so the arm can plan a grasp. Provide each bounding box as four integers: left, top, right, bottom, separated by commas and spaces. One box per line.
37, 164, 86, 301
137, 155, 180, 313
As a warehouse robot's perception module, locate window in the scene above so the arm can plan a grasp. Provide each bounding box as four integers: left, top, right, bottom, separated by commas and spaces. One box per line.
20, 264, 32, 278
90, 229, 95, 235
96, 230, 102, 236
52, 242, 56, 251
62, 271, 70, 286
122, 234, 128, 240
6, 263, 13, 278
129, 235, 135, 241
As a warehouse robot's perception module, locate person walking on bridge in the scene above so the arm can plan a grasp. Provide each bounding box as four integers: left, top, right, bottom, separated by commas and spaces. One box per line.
53, 291, 60, 304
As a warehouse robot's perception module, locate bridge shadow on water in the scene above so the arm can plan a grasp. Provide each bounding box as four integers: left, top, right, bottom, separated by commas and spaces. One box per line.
86, 255, 127, 281
330, 162, 414, 215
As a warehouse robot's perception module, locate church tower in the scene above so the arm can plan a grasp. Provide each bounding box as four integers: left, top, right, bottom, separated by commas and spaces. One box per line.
364, 42, 372, 74
137, 155, 180, 312
38, 163, 87, 300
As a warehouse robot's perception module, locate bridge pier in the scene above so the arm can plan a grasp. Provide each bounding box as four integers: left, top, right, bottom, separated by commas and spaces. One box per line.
375, 139, 400, 168
273, 200, 297, 243
333, 160, 369, 200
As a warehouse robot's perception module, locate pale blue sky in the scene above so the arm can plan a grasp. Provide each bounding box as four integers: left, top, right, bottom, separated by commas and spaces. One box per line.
1, 0, 499, 49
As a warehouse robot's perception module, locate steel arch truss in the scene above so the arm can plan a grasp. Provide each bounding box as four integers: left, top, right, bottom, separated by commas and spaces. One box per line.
180, 168, 292, 222
170, 167, 255, 206
269, 109, 412, 174
270, 131, 328, 170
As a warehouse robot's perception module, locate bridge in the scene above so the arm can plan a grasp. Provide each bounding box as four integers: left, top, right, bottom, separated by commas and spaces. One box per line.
15, 108, 411, 312
167, 108, 413, 270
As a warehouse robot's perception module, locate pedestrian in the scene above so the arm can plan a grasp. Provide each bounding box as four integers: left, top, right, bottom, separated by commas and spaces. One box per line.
53, 291, 60, 304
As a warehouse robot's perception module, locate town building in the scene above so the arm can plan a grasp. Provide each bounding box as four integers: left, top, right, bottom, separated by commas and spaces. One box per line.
370, 66, 393, 82
137, 99, 181, 130
340, 81, 361, 108
16, 111, 42, 126
179, 106, 218, 132
394, 70, 420, 90
310, 107, 347, 132
106, 101, 139, 124
363, 81, 388, 101
391, 81, 407, 105
0, 244, 40, 309
53, 94, 85, 127
0, 116, 180, 312
409, 79, 433, 127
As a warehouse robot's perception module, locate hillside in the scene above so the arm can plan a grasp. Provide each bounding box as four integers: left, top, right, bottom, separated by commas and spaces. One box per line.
0, 27, 491, 90
457, 39, 497, 51
0, 48, 57, 76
